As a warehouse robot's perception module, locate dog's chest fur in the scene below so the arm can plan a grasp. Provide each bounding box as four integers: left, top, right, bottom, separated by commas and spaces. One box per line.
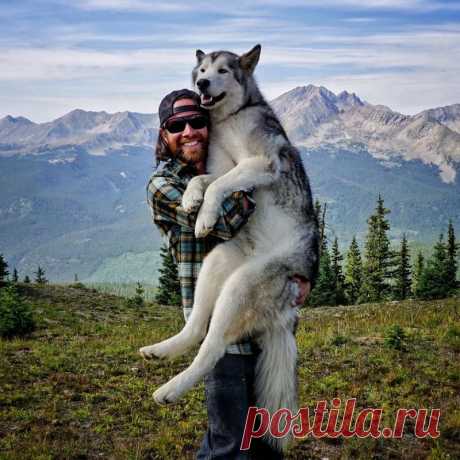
208, 111, 259, 168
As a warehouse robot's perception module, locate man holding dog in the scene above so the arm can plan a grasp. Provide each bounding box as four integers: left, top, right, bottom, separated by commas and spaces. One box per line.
146, 89, 310, 459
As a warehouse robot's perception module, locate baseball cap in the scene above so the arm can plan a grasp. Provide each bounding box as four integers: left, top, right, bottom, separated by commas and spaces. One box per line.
158, 89, 206, 126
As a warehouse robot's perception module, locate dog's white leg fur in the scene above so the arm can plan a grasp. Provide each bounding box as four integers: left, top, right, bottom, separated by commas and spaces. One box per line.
181, 174, 216, 212
139, 241, 245, 360
153, 265, 249, 405
194, 156, 279, 237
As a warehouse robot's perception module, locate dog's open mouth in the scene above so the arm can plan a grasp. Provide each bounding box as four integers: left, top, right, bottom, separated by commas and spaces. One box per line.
200, 92, 226, 107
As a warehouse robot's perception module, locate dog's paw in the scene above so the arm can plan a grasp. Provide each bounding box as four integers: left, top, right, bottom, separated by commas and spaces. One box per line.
153, 381, 181, 405
139, 343, 170, 360
195, 207, 218, 238
182, 184, 203, 212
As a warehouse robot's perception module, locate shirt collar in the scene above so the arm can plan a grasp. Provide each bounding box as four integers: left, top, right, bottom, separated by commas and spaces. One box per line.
164, 157, 199, 178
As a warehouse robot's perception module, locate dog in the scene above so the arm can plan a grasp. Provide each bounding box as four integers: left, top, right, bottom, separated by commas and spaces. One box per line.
140, 44, 319, 450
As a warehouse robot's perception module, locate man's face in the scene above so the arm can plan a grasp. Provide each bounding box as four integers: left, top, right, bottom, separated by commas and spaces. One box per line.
161, 98, 209, 166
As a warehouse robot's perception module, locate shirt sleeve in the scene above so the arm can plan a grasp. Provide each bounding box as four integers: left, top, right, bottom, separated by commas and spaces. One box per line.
147, 176, 256, 241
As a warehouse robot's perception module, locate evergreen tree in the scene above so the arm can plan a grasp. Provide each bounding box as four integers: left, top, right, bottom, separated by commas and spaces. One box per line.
127, 282, 145, 308
0, 254, 9, 282
393, 233, 412, 300
446, 220, 459, 295
314, 200, 326, 255
23, 275, 31, 284
331, 238, 347, 305
412, 251, 425, 298
344, 236, 363, 305
134, 282, 145, 307
0, 284, 35, 338
12, 268, 18, 283
308, 240, 337, 307
417, 233, 449, 300
359, 195, 393, 303
34, 266, 48, 285
155, 245, 181, 306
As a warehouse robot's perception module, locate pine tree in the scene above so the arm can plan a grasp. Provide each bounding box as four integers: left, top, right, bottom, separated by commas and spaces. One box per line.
393, 233, 412, 300
12, 268, 18, 283
417, 233, 449, 300
331, 238, 347, 305
412, 251, 424, 298
446, 220, 459, 295
0, 254, 9, 282
308, 240, 336, 307
155, 245, 181, 306
344, 236, 363, 305
359, 195, 393, 303
0, 284, 35, 338
24, 275, 31, 284
314, 200, 326, 255
34, 266, 48, 285
134, 282, 145, 307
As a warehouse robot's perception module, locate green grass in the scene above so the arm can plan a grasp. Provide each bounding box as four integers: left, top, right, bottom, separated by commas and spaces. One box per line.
0, 284, 459, 459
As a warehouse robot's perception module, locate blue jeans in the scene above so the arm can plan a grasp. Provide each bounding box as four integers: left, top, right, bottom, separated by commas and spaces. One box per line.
196, 353, 284, 460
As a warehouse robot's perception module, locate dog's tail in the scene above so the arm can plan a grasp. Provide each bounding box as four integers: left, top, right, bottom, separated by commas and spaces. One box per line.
255, 320, 298, 452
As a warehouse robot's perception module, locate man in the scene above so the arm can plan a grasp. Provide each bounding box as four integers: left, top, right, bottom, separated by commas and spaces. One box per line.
146, 89, 309, 459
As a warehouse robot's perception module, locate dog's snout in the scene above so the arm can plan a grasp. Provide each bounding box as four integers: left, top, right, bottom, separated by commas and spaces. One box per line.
197, 79, 210, 91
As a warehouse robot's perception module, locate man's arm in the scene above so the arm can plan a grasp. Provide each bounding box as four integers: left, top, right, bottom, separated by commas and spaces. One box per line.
147, 176, 256, 241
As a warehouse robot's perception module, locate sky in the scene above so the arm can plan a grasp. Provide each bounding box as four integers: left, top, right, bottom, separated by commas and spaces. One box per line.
1, 0, 459, 122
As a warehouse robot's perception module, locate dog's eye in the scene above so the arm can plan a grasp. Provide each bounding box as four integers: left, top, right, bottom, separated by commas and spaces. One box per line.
218, 68, 228, 74
200, 68, 205, 73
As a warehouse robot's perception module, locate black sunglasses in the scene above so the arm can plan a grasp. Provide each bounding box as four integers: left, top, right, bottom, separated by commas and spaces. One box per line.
164, 115, 209, 134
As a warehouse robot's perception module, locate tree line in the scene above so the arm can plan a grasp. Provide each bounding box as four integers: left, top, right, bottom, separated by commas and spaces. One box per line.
308, 195, 459, 307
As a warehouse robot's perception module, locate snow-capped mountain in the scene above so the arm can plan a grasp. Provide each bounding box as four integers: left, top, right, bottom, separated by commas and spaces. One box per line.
270, 85, 460, 183
0, 109, 158, 156
1, 85, 459, 181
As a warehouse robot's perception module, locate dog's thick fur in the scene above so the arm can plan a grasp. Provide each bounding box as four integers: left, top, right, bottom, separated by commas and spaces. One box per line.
140, 45, 319, 450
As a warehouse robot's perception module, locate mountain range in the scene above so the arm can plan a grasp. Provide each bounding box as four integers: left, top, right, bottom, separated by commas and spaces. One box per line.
0, 85, 459, 282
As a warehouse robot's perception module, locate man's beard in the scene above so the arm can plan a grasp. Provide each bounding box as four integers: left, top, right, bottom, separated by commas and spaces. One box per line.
175, 140, 208, 167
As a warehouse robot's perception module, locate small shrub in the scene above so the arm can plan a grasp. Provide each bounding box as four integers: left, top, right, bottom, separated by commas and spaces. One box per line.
331, 334, 348, 346
0, 284, 35, 338
126, 282, 145, 308
384, 324, 407, 351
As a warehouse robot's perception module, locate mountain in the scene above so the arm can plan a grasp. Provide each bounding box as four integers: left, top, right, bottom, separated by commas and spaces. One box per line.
419, 104, 460, 134
0, 109, 158, 156
0, 86, 459, 282
271, 85, 460, 183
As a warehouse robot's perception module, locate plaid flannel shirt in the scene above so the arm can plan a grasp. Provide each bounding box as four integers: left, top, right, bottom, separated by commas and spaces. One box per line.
147, 158, 258, 354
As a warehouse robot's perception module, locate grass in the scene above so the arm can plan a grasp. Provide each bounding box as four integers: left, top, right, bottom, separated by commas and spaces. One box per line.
0, 284, 459, 459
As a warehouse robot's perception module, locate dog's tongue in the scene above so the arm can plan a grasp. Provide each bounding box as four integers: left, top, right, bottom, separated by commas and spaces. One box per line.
202, 94, 212, 104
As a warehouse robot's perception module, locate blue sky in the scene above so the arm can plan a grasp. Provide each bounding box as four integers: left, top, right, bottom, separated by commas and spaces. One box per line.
1, 0, 459, 122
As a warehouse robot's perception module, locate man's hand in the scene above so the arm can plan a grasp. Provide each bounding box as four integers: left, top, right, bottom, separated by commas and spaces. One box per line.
290, 275, 311, 306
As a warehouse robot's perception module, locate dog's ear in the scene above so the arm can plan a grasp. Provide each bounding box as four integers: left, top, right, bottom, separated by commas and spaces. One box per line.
196, 49, 205, 64
239, 44, 261, 75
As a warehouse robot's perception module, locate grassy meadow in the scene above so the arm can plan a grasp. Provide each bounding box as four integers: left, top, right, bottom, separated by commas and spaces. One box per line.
0, 284, 459, 459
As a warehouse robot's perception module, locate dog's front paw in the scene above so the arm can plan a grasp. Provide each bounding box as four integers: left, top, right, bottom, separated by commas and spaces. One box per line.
182, 184, 204, 212
139, 343, 170, 360
153, 381, 182, 405
195, 206, 218, 238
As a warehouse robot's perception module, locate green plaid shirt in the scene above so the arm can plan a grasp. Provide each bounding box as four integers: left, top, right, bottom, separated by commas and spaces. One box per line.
147, 158, 258, 354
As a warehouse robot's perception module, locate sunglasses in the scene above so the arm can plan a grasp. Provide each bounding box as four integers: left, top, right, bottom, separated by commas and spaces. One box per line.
164, 115, 209, 134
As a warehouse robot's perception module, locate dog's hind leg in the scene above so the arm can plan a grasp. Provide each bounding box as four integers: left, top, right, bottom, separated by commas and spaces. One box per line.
139, 241, 245, 360
152, 254, 298, 408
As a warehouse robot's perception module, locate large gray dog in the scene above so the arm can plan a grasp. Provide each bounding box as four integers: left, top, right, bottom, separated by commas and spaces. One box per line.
140, 44, 319, 450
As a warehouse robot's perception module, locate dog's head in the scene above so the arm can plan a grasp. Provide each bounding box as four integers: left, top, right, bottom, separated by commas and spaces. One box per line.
191, 44, 261, 112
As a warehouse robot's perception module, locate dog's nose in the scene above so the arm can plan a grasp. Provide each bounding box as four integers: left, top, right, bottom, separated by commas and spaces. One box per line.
197, 79, 210, 91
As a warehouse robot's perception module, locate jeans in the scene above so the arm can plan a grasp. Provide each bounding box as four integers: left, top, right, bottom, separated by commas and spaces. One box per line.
196, 353, 284, 460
